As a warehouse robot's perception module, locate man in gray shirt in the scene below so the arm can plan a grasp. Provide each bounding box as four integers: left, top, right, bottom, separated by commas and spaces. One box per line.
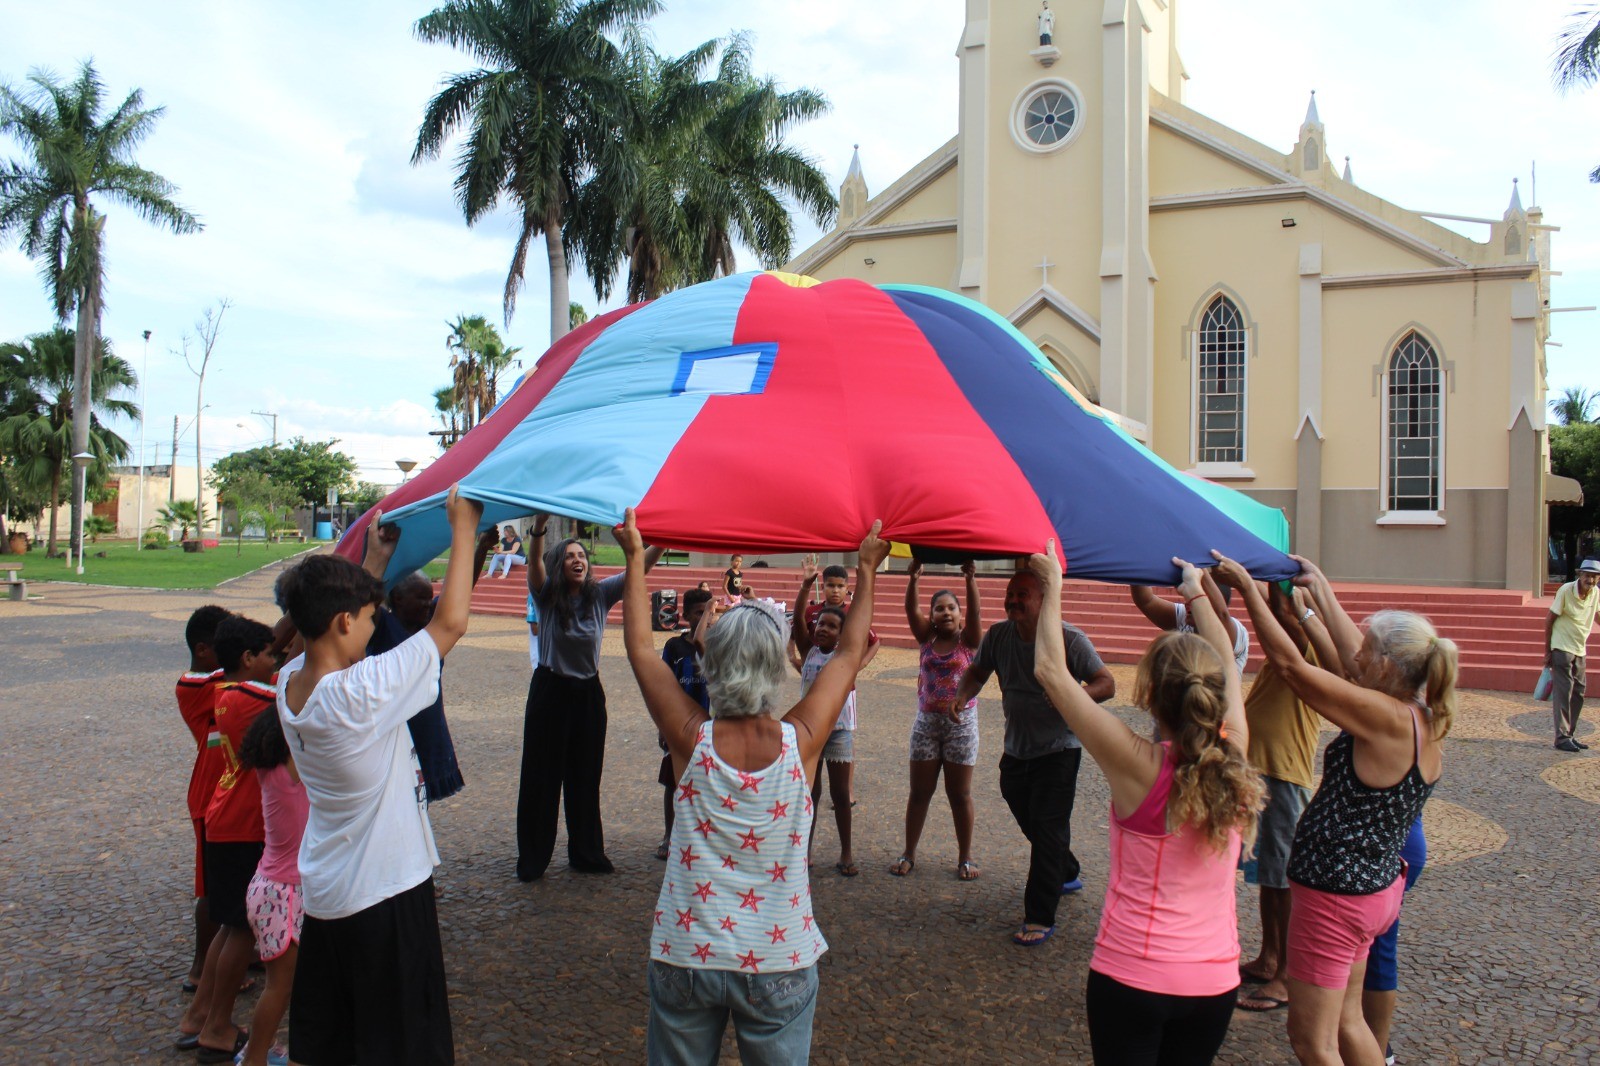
956, 567, 1114, 945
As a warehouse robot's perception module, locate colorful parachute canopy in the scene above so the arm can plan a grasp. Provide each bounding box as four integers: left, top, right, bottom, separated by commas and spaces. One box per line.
336, 272, 1295, 586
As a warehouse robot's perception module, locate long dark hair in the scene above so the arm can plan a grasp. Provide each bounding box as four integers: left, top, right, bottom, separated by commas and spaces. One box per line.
537, 536, 602, 631
238, 707, 291, 771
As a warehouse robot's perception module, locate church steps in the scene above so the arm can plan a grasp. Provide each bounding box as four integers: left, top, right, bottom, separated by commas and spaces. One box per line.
461, 564, 1573, 693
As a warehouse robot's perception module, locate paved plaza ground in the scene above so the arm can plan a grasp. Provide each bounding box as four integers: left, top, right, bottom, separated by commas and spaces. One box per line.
2, 562, 1598, 1064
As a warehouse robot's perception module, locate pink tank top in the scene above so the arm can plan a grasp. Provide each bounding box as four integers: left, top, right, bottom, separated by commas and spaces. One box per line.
256, 763, 309, 886
1090, 743, 1242, 996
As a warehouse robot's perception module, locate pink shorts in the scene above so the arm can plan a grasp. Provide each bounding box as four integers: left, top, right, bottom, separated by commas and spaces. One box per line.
1287, 872, 1406, 989
246, 874, 304, 962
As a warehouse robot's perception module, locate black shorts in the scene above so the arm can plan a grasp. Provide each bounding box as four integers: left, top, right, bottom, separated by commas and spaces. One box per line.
202, 841, 264, 929
658, 754, 676, 788
289, 877, 453, 1065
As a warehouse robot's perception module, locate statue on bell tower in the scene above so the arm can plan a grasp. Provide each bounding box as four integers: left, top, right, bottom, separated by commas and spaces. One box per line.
1038, 1, 1054, 46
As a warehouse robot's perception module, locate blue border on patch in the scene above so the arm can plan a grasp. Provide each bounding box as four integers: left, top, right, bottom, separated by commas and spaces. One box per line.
670, 343, 779, 396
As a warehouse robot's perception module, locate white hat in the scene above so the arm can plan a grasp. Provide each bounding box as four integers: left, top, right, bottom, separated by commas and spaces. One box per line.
1579, 559, 1600, 574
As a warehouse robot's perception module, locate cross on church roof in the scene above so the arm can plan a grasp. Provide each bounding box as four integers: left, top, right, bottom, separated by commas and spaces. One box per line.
1037, 255, 1055, 288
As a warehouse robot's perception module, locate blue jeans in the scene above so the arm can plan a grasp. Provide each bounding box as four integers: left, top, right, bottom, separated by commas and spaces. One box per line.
647, 960, 818, 1065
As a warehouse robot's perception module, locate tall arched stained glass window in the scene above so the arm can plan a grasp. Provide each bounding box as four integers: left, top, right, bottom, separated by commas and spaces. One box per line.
1386, 332, 1442, 512
1196, 295, 1247, 464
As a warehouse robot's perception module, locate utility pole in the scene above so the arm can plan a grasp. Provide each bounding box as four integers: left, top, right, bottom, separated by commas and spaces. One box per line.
170, 416, 179, 503
251, 410, 279, 446
137, 330, 150, 549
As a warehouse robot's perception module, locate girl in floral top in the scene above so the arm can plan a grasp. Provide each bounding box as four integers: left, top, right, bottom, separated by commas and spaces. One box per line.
891, 559, 983, 881
619, 509, 889, 1066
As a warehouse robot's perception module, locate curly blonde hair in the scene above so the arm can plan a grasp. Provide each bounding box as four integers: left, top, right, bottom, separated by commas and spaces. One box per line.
1133, 632, 1266, 853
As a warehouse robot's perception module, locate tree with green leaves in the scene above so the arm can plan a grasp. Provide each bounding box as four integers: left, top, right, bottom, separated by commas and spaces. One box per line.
572, 33, 836, 303
1556, 5, 1600, 181
444, 314, 522, 433
1550, 385, 1596, 426
411, 0, 661, 343
210, 437, 357, 510
1552, 420, 1600, 578
0, 61, 200, 559
0, 327, 136, 557
216, 469, 295, 555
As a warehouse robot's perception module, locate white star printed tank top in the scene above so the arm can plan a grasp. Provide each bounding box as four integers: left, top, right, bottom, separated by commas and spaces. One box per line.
650, 720, 826, 974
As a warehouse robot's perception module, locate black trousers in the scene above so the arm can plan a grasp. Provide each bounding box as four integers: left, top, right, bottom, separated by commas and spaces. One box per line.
1085, 969, 1237, 1066
999, 747, 1082, 927
516, 667, 609, 880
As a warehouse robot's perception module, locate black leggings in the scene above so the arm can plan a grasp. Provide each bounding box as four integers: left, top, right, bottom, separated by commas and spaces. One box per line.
1085, 969, 1237, 1066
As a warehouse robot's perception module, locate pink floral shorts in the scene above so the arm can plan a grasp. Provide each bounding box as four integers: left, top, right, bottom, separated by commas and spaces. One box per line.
246, 874, 304, 962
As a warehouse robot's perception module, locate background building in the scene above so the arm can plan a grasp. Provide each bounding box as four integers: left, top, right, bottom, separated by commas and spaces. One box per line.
788, 0, 1563, 591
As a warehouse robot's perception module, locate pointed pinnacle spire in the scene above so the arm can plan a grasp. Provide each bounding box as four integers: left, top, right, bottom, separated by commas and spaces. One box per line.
1342, 156, 1353, 183
1507, 177, 1524, 215
1304, 90, 1320, 126
845, 144, 863, 183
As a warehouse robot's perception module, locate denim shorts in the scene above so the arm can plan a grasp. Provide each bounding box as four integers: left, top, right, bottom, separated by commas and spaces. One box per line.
821, 728, 853, 764
647, 959, 819, 1065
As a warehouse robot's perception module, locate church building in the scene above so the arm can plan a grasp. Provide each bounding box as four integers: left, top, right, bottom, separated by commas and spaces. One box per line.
787, 0, 1563, 592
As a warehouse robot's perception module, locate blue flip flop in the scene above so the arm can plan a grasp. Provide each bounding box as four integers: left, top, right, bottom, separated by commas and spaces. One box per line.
1012, 925, 1055, 947
1060, 878, 1084, 894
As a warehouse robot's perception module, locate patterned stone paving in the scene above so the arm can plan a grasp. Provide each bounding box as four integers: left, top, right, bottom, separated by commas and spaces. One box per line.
1, 568, 1597, 1063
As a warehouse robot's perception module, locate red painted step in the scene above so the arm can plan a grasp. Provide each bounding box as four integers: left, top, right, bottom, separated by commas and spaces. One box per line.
465, 564, 1579, 694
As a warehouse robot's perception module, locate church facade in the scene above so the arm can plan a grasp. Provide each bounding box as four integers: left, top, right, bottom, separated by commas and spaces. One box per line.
787, 0, 1559, 592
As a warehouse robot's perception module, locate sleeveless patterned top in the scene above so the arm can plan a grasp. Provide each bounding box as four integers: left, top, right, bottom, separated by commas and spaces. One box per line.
650, 721, 826, 973
1287, 706, 1437, 895
917, 641, 978, 716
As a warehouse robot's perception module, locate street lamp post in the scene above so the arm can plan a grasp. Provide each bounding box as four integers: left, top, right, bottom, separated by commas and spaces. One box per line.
396, 458, 418, 485
71, 452, 94, 575
137, 330, 150, 550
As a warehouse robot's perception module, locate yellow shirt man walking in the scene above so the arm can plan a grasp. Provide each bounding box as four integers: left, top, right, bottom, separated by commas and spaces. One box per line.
1546, 558, 1600, 752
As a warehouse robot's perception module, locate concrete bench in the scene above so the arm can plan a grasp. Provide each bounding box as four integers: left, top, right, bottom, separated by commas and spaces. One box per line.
270, 530, 307, 543
2, 563, 25, 601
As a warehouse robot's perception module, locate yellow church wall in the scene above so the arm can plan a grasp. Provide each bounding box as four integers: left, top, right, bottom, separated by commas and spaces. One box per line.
1150, 208, 1312, 487
875, 165, 959, 226
799, 230, 957, 290
980, 11, 1107, 317
1319, 282, 1516, 492
1149, 124, 1281, 198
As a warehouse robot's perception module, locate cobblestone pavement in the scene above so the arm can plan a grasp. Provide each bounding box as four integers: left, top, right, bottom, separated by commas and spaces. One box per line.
2, 568, 1598, 1064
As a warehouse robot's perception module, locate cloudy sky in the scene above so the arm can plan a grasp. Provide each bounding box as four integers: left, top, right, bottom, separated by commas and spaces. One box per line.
3, 0, 1597, 483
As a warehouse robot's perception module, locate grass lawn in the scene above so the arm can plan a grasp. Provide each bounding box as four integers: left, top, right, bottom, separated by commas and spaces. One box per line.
15, 538, 325, 589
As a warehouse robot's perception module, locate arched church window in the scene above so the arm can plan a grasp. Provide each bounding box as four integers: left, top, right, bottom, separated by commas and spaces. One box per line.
1385, 332, 1442, 512
1304, 138, 1319, 169
1196, 295, 1247, 464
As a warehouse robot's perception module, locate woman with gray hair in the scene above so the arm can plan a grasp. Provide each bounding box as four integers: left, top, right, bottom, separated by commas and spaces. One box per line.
619, 509, 889, 1065
1210, 553, 1454, 1066
516, 517, 662, 882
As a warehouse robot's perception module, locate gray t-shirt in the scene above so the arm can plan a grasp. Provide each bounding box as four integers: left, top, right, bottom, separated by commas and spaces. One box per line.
537, 573, 625, 679
974, 620, 1106, 759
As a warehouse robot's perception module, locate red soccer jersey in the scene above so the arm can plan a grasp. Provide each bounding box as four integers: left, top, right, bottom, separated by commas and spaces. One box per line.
177, 670, 225, 821
203, 679, 277, 843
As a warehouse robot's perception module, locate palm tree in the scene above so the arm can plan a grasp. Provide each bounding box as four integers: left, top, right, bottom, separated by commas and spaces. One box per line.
1550, 385, 1597, 426
0, 61, 199, 559
412, 0, 661, 344
0, 327, 137, 557
445, 314, 523, 432
572, 34, 836, 303
433, 384, 461, 447
1555, 5, 1600, 180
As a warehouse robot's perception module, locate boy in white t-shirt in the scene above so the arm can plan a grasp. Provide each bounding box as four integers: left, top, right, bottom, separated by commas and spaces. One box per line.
275, 486, 481, 1066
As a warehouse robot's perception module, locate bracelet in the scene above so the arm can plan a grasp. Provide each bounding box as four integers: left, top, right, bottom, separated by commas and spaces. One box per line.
532, 526, 548, 537
1185, 594, 1207, 609
1299, 608, 1315, 623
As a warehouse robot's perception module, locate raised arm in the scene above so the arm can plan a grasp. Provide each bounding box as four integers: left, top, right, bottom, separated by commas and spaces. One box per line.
423, 486, 483, 657
525, 514, 550, 596
616, 509, 705, 759
788, 524, 888, 770
1033, 543, 1163, 813
1199, 568, 1245, 647
1212, 552, 1408, 744
1181, 561, 1246, 752
1291, 554, 1361, 678
470, 527, 497, 589
360, 508, 398, 581
791, 555, 818, 657
960, 561, 983, 649
904, 558, 934, 644
1130, 584, 1179, 631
